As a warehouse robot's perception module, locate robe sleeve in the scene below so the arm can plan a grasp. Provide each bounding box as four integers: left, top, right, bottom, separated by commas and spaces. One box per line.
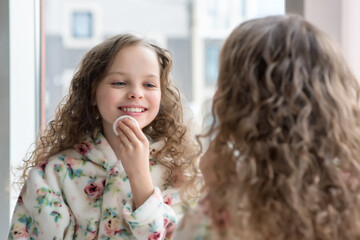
122, 187, 181, 240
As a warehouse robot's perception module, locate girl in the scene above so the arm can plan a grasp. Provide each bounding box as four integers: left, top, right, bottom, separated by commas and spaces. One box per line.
174, 15, 360, 240
9, 34, 198, 240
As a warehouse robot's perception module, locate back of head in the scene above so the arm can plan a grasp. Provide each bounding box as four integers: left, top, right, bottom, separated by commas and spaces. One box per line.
209, 15, 360, 239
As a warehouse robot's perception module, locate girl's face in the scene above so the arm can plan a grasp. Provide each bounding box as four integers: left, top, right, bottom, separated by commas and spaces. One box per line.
94, 45, 161, 134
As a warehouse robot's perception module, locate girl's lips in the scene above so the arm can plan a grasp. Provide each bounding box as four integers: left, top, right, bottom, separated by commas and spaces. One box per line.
118, 106, 147, 111
119, 108, 147, 117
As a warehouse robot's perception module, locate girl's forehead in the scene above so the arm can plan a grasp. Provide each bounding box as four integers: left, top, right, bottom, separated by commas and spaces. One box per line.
114, 45, 158, 64
117, 43, 156, 56
105, 45, 161, 79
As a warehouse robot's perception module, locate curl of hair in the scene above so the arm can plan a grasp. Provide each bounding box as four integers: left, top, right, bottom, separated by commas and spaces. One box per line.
18, 34, 199, 200
204, 15, 360, 239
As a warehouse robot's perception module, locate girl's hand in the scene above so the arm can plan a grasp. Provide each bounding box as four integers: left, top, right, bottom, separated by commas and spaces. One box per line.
115, 118, 149, 177
115, 118, 154, 208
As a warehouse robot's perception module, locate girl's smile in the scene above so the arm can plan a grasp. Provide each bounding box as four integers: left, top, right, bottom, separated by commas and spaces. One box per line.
118, 105, 147, 116
94, 44, 161, 134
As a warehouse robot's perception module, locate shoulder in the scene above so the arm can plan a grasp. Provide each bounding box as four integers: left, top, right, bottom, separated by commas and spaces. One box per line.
25, 149, 79, 182
27, 147, 89, 181
48, 148, 86, 169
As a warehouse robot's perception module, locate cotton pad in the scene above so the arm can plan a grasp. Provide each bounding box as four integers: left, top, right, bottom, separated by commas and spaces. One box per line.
113, 115, 140, 136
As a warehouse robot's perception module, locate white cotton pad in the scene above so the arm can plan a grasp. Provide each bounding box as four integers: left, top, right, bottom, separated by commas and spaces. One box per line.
113, 115, 140, 136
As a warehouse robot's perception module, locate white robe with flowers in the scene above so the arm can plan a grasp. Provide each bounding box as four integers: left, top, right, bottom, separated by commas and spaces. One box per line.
9, 132, 181, 240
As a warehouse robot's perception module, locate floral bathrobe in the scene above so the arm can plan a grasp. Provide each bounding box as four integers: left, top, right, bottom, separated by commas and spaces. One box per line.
9, 132, 181, 240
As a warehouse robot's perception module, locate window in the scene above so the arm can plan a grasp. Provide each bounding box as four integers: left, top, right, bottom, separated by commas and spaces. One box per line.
72, 11, 93, 39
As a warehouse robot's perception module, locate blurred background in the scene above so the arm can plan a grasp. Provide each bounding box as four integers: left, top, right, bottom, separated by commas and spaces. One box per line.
1, 0, 360, 237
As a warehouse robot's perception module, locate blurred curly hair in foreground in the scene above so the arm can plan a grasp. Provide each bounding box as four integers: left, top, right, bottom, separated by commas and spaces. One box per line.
204, 14, 360, 239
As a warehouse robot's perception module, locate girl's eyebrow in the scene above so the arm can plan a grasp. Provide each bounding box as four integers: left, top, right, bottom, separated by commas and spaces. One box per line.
107, 71, 159, 79
107, 71, 128, 76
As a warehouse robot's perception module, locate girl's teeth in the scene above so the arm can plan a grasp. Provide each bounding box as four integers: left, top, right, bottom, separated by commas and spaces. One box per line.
122, 107, 144, 113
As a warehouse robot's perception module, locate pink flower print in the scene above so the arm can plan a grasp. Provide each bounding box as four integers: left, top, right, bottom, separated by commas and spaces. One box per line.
164, 218, 176, 239
12, 224, 29, 238
37, 159, 47, 171
76, 142, 92, 155
163, 195, 172, 205
65, 157, 82, 168
148, 231, 161, 240
84, 181, 105, 200
36, 188, 48, 205
86, 230, 97, 240
104, 217, 121, 235
149, 157, 157, 166
109, 167, 119, 176
150, 148, 156, 157
53, 200, 63, 208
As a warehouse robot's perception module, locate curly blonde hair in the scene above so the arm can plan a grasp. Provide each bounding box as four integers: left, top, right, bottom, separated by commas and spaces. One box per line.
20, 34, 198, 198
204, 15, 360, 239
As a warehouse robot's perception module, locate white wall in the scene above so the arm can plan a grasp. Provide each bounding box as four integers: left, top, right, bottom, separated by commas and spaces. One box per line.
304, 0, 360, 81
304, 0, 342, 44
341, 0, 360, 81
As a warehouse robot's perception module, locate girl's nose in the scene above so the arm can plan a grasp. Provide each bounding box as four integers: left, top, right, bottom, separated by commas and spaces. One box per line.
127, 87, 144, 99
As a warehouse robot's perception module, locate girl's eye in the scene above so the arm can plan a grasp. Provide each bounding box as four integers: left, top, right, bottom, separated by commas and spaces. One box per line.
144, 83, 156, 88
112, 82, 126, 86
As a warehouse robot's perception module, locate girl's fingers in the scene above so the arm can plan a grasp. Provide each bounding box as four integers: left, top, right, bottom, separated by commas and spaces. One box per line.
116, 134, 126, 151
117, 120, 139, 144
116, 125, 132, 145
121, 118, 147, 142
